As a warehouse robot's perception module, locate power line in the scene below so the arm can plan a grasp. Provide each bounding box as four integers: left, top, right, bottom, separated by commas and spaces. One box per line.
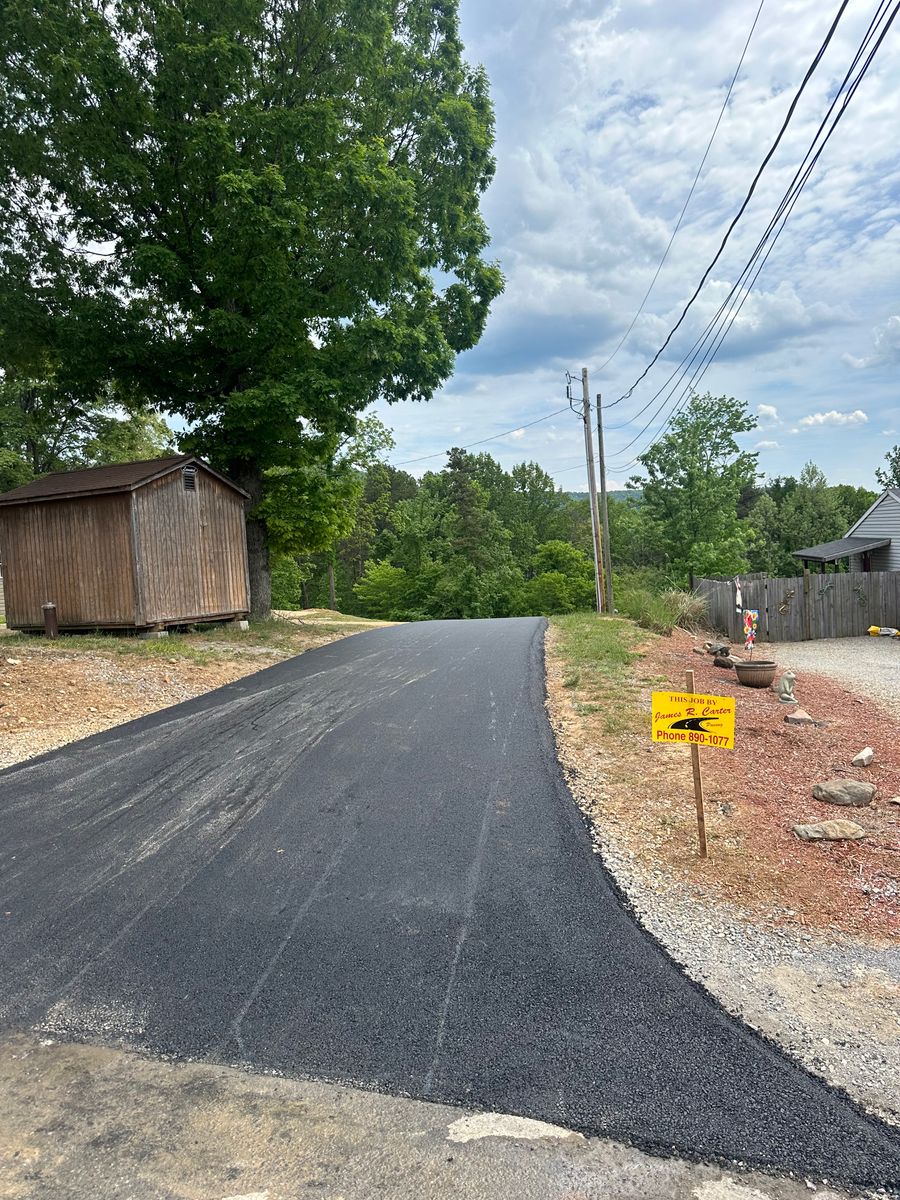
604, 0, 897, 464
598, 0, 765, 374
606, 0, 851, 411
559, 0, 895, 483
392, 406, 570, 467
606, 0, 893, 438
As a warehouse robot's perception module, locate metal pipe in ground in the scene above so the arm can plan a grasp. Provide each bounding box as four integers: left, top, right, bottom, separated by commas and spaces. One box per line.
41, 602, 59, 639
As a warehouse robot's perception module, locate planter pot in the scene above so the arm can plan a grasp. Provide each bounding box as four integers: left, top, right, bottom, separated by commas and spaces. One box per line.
734, 660, 778, 688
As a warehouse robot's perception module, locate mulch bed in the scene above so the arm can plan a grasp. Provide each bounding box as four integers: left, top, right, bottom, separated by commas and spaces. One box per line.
640, 630, 900, 940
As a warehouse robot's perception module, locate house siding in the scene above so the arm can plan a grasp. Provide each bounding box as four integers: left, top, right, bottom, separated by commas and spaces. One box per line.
847, 492, 900, 572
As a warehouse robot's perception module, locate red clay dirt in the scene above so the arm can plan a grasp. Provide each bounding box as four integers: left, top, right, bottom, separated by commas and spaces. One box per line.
547, 625, 900, 942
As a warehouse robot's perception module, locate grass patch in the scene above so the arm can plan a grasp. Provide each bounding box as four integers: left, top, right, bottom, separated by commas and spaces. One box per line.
551, 614, 642, 704
551, 613, 640, 682
550, 613, 648, 738
0, 615, 342, 663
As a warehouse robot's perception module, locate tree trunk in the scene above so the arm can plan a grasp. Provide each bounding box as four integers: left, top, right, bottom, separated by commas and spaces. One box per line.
327, 562, 336, 610
234, 463, 271, 621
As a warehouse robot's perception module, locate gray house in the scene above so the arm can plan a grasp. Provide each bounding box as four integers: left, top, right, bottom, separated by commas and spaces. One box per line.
793, 488, 900, 572
846, 488, 900, 571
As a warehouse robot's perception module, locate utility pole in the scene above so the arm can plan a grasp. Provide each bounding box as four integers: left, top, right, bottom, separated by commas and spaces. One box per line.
580, 368, 604, 614
595, 393, 615, 614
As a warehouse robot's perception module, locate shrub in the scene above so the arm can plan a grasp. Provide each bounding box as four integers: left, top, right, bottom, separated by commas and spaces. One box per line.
515, 571, 576, 615
616, 585, 706, 636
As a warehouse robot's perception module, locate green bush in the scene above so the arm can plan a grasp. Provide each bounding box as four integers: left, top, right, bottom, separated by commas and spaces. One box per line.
515, 571, 576, 615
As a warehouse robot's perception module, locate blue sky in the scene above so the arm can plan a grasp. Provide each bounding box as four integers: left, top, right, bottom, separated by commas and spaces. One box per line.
377, 0, 900, 491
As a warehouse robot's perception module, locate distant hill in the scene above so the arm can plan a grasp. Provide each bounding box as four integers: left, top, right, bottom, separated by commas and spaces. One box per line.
567, 489, 642, 501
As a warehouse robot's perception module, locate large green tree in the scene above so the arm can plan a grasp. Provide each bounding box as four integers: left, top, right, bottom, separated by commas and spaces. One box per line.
627, 392, 759, 585
0, 0, 503, 615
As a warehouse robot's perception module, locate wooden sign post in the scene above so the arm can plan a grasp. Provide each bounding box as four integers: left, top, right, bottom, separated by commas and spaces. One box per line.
686, 669, 707, 858
651, 675, 736, 859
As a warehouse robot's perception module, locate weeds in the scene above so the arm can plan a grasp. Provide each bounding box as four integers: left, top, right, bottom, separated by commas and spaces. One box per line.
615, 586, 706, 636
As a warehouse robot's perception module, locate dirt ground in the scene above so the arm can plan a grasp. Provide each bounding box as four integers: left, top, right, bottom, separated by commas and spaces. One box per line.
0, 612, 384, 771
546, 623, 900, 942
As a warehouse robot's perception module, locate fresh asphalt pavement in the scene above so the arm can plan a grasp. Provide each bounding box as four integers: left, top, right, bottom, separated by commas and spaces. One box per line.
1, 617, 899, 1190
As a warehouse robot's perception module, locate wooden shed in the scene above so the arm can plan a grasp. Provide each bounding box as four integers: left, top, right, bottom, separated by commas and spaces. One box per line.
0, 455, 250, 631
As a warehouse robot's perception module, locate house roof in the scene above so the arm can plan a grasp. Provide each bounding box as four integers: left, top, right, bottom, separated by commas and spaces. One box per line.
845, 487, 900, 536
792, 535, 891, 563
0, 455, 249, 506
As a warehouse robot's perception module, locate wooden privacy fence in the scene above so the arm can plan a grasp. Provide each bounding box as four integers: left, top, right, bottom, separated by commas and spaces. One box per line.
696, 571, 900, 642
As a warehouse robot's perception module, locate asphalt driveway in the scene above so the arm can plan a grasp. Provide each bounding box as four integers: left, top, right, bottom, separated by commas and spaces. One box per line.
2, 618, 899, 1188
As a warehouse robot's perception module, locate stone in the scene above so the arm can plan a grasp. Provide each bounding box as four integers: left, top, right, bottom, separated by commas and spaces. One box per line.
772, 670, 796, 704
784, 708, 815, 726
812, 779, 876, 807
851, 747, 874, 768
4, 657, 22, 665
793, 819, 867, 841
692, 647, 706, 655
713, 655, 734, 669
888, 796, 900, 806
706, 642, 730, 656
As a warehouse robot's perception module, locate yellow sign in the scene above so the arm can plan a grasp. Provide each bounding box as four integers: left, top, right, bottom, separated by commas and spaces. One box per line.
651, 690, 735, 750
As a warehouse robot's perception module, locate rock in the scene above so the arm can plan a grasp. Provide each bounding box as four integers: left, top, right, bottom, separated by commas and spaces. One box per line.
706, 642, 730, 656
692, 647, 706, 655
713, 655, 734, 669
812, 779, 876, 807
793, 820, 867, 841
887, 795, 900, 806
5, 657, 22, 666
784, 708, 815, 726
851, 747, 874, 768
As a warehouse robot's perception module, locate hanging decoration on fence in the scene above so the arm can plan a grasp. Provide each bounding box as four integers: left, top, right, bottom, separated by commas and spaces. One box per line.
743, 609, 759, 657
734, 578, 743, 612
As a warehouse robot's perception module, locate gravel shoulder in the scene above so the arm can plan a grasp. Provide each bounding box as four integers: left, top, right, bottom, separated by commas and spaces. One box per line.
546, 618, 900, 1128
0, 616, 378, 770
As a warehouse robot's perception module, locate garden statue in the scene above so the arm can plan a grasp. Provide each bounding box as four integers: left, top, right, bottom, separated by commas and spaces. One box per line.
773, 670, 797, 704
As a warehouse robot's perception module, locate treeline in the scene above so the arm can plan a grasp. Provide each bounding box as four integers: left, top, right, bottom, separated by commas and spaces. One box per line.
280, 394, 899, 620
274, 448, 599, 619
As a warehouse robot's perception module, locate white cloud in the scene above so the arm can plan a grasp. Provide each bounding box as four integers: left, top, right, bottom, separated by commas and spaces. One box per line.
509, 428, 525, 439
377, 2, 900, 489
755, 440, 780, 450
797, 410, 868, 427
844, 315, 900, 368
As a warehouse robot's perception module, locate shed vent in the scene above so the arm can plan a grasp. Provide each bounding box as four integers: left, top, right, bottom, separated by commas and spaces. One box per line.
182, 466, 197, 492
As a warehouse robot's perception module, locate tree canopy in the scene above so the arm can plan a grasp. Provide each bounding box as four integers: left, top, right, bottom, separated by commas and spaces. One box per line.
627, 393, 759, 584
0, 0, 503, 614
0, 374, 173, 490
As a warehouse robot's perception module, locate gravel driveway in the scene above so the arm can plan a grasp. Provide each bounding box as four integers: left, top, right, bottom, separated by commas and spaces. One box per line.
767, 635, 900, 715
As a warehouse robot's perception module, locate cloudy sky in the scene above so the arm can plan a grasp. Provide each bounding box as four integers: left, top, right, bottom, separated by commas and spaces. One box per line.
377, 0, 900, 491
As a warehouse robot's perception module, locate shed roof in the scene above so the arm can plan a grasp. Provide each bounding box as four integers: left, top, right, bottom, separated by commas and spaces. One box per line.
0, 455, 248, 506
792, 535, 891, 563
